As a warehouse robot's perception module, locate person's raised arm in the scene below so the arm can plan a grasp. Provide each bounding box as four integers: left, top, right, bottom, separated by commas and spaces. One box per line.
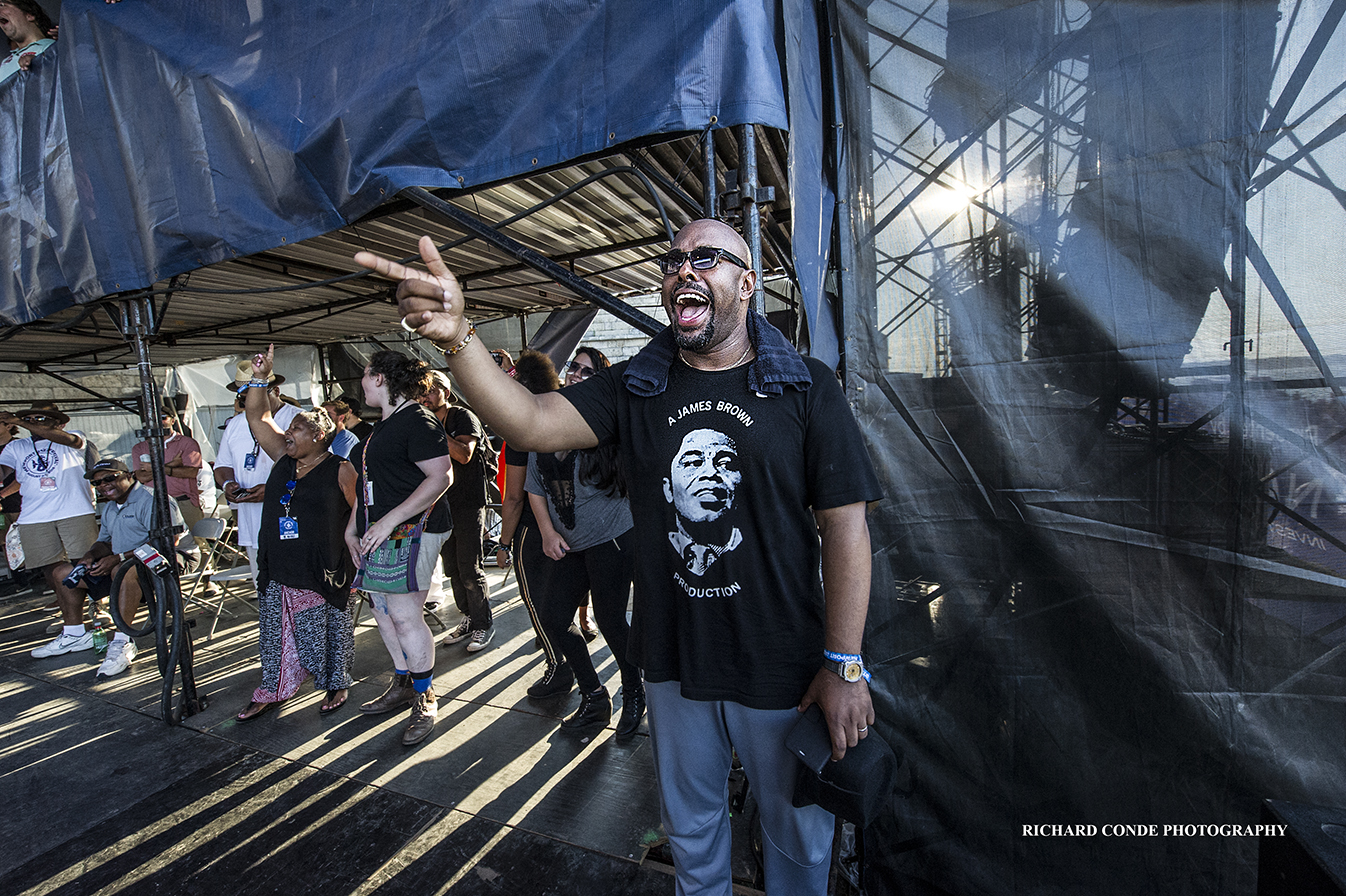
797, 501, 875, 761
17, 418, 83, 450
243, 345, 289, 461
355, 237, 596, 452
133, 448, 154, 484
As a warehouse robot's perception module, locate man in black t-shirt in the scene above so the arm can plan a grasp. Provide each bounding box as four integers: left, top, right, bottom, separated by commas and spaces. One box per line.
419, 371, 493, 652
358, 220, 882, 896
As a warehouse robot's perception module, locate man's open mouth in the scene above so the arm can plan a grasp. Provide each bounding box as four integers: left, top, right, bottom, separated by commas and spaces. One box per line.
674, 287, 711, 327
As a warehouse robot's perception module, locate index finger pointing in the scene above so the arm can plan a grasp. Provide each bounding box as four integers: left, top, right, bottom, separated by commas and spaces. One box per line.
354, 250, 417, 282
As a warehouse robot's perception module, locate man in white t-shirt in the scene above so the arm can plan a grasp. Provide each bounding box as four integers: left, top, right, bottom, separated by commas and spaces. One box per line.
0, 405, 100, 656
213, 360, 300, 584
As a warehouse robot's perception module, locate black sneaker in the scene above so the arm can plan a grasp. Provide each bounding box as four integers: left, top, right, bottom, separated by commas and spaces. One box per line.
561, 686, 611, 732
527, 661, 574, 698
440, 618, 471, 646
465, 627, 495, 653
615, 684, 646, 740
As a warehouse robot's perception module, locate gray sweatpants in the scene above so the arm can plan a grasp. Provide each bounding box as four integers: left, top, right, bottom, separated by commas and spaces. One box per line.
645, 680, 834, 896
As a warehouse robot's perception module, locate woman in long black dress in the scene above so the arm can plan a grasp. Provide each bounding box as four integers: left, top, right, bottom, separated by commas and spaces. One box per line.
237, 345, 359, 721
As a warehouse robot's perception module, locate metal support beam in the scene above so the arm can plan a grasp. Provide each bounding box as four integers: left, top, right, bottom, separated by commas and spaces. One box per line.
118, 297, 178, 556
114, 294, 205, 724
737, 124, 767, 316
399, 187, 664, 337
703, 128, 718, 218
31, 365, 141, 415
625, 152, 706, 220
1245, 231, 1343, 396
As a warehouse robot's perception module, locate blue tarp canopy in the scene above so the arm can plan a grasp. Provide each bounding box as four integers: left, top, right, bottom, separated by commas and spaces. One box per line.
0, 0, 794, 326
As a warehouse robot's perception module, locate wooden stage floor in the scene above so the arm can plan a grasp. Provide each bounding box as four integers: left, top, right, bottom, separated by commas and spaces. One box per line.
0, 565, 723, 895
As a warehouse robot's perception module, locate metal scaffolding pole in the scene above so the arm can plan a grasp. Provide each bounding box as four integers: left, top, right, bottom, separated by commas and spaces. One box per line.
703, 128, 718, 218
737, 124, 766, 316
114, 294, 207, 724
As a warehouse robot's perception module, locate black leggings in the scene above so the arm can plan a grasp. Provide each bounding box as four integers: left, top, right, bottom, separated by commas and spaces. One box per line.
535, 528, 639, 694
513, 522, 559, 667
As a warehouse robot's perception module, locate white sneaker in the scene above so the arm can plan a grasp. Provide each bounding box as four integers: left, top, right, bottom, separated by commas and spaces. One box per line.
97, 639, 137, 679
32, 630, 95, 658
465, 628, 495, 653
440, 618, 471, 645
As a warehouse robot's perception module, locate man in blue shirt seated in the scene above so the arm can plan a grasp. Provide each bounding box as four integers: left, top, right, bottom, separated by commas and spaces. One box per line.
49, 459, 196, 679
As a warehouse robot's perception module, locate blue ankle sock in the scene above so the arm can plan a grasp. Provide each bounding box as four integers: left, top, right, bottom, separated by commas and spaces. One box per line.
410, 670, 433, 694
395, 668, 409, 677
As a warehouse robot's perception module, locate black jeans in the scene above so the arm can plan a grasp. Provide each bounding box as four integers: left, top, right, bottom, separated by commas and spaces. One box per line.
440, 501, 491, 630
535, 528, 639, 694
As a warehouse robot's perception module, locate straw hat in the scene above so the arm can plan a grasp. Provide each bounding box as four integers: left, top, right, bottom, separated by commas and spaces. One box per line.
228, 358, 285, 391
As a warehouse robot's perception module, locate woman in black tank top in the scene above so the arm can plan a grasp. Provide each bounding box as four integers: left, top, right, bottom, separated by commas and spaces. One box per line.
236, 347, 359, 723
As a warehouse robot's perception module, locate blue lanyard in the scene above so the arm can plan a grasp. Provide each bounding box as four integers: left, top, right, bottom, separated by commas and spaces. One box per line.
279, 479, 297, 518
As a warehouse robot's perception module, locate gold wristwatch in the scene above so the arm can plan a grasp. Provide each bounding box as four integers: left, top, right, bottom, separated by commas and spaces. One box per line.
823, 651, 870, 683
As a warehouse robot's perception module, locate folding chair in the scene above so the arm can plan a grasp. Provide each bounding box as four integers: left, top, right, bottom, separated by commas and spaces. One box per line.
181, 516, 256, 638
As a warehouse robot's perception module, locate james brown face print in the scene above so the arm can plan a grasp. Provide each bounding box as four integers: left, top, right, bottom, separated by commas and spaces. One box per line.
664, 428, 743, 577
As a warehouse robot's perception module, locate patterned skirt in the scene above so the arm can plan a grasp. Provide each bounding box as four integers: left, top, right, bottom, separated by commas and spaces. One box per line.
252, 581, 356, 702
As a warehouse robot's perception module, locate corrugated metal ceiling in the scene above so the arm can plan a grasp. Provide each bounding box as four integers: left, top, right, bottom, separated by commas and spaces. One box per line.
1, 127, 793, 373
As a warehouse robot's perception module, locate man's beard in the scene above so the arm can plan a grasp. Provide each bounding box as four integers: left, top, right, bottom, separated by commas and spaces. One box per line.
674, 313, 716, 352
672, 283, 720, 352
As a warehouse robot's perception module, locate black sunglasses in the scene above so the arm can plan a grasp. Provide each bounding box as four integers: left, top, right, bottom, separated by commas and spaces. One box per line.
565, 360, 596, 379
656, 246, 750, 276
90, 476, 124, 487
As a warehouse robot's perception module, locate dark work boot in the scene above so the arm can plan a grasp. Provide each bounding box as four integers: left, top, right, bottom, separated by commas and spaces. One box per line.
527, 661, 575, 699
615, 683, 646, 740
360, 672, 415, 715
402, 688, 438, 746
561, 686, 611, 732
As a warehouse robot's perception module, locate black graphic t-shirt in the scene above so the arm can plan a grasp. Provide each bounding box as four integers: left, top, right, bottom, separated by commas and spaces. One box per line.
442, 406, 490, 509
563, 353, 881, 709
356, 403, 452, 535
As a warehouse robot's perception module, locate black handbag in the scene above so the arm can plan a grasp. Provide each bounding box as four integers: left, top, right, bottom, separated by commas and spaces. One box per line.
787, 703, 900, 827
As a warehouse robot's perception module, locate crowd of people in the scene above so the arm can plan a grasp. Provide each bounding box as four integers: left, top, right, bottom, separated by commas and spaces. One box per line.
15, 217, 880, 896
12, 339, 644, 749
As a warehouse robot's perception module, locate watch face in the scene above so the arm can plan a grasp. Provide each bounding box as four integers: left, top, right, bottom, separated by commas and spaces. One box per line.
843, 661, 863, 682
